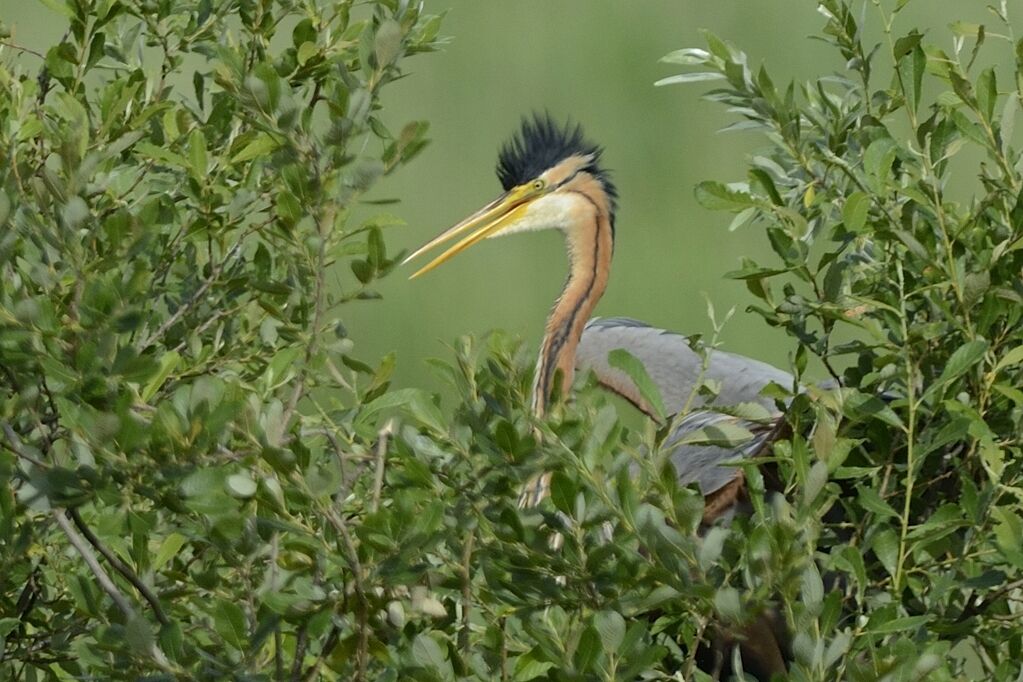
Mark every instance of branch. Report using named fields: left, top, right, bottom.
left=1, top=424, right=175, bottom=671
left=370, top=420, right=394, bottom=514
left=51, top=509, right=135, bottom=617
left=53, top=509, right=176, bottom=670
left=282, top=205, right=337, bottom=427
left=955, top=578, right=1023, bottom=624
left=67, top=508, right=170, bottom=625
left=458, top=529, right=476, bottom=657
left=137, top=241, right=243, bottom=352
left=0, top=40, right=45, bottom=59
left=0, top=423, right=48, bottom=468
left=316, top=505, right=368, bottom=682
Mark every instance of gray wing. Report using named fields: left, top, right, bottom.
left=665, top=411, right=780, bottom=495
left=577, top=317, right=794, bottom=418
left=577, top=317, right=791, bottom=495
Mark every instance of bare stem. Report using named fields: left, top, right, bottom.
left=370, top=420, right=394, bottom=513
left=458, top=528, right=476, bottom=657
left=67, top=508, right=170, bottom=625
left=282, top=205, right=337, bottom=426
left=313, top=502, right=369, bottom=681
left=52, top=510, right=134, bottom=617
left=0, top=40, right=45, bottom=58
left=138, top=242, right=243, bottom=352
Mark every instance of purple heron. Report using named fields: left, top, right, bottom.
left=404, top=114, right=793, bottom=679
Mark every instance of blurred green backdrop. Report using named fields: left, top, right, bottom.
left=2, top=1, right=1013, bottom=398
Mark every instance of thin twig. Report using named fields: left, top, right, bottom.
left=0, top=424, right=49, bottom=468
left=137, top=242, right=243, bottom=352
left=370, top=420, right=395, bottom=513
left=67, top=508, right=170, bottom=625
left=320, top=506, right=368, bottom=681
left=290, top=622, right=309, bottom=682
left=683, top=615, right=710, bottom=678
left=3, top=424, right=174, bottom=671
left=282, top=204, right=337, bottom=427
left=499, top=616, right=508, bottom=682
left=458, top=529, right=476, bottom=657
left=301, top=625, right=340, bottom=682
left=52, top=509, right=135, bottom=617
left=270, top=533, right=283, bottom=681
left=955, top=578, right=1023, bottom=624
left=322, top=428, right=352, bottom=496
left=0, top=40, right=45, bottom=59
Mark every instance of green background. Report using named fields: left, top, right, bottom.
left=3, top=1, right=1012, bottom=398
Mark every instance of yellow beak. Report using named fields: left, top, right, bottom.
left=402, top=184, right=536, bottom=278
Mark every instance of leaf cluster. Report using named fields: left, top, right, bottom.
left=658, top=0, right=1023, bottom=678
left=0, top=0, right=442, bottom=678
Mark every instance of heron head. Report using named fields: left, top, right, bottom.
left=403, top=114, right=617, bottom=278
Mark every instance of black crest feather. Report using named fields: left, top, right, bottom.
left=496, top=114, right=617, bottom=228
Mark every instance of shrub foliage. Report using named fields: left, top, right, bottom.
left=655, top=1, right=1023, bottom=678
left=0, top=0, right=441, bottom=678
left=0, top=0, right=1021, bottom=681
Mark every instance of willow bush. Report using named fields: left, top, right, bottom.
left=655, top=0, right=1023, bottom=678
left=2, top=0, right=1022, bottom=681
left=0, top=0, right=442, bottom=678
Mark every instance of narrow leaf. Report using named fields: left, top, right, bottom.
left=608, top=348, right=667, bottom=421
left=654, top=72, right=726, bottom=87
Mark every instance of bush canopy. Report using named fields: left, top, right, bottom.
left=1, top=0, right=1022, bottom=680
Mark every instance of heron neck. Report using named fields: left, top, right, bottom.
left=532, top=209, right=613, bottom=417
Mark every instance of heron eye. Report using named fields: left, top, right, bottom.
left=532, top=179, right=545, bottom=191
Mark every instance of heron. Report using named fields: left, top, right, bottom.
left=404, top=114, right=794, bottom=679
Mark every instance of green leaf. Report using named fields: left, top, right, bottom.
left=297, top=41, right=318, bottom=66
left=211, top=599, right=247, bottom=649
left=141, top=351, right=180, bottom=402
left=674, top=419, right=755, bottom=448
left=374, top=18, right=403, bottom=66
left=37, top=0, right=74, bottom=18
left=574, top=626, right=601, bottom=672
left=842, top=192, right=869, bottom=232
left=359, top=388, right=445, bottom=434
left=698, top=526, right=728, bottom=570
left=892, top=31, right=922, bottom=59
left=841, top=389, right=904, bottom=429
left=0, top=618, right=22, bottom=637
left=870, top=615, right=933, bottom=634
left=872, top=528, right=900, bottom=579
left=548, top=471, right=576, bottom=516
left=801, top=563, right=824, bottom=608
left=857, top=485, right=899, bottom=519
left=660, top=48, right=712, bottom=65
left=226, top=473, right=257, bottom=498
left=411, top=633, right=451, bottom=675
left=0, top=189, right=9, bottom=227
left=231, top=133, right=280, bottom=163
left=976, top=68, right=997, bottom=122
left=152, top=533, right=187, bottom=571
left=836, top=546, right=868, bottom=598
left=993, top=345, right=1023, bottom=374
left=714, top=587, right=742, bottom=621
left=513, top=651, right=555, bottom=680
left=124, top=614, right=155, bottom=655
left=863, top=138, right=897, bottom=194
left=694, top=181, right=761, bottom=211
left=188, top=128, right=208, bottom=180
left=594, top=611, right=626, bottom=652
left=136, top=142, right=189, bottom=169
left=925, top=339, right=988, bottom=400
left=654, top=72, right=726, bottom=86
left=607, top=348, right=667, bottom=421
